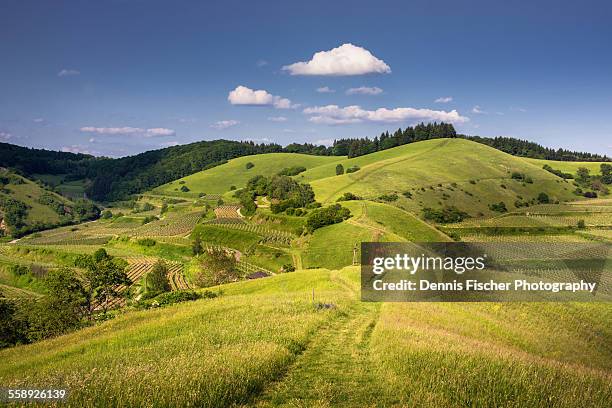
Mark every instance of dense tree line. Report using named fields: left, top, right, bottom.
left=463, top=136, right=609, bottom=162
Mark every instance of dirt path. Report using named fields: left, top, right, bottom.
left=252, top=301, right=381, bottom=407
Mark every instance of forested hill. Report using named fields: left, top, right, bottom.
left=1, top=128, right=609, bottom=203
left=0, top=140, right=284, bottom=202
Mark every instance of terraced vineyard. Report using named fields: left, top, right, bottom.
left=129, top=211, right=204, bottom=237
left=214, top=205, right=242, bottom=219
left=96, top=257, right=190, bottom=310
left=204, top=219, right=296, bottom=246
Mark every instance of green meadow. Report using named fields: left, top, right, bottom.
left=1, top=268, right=610, bottom=407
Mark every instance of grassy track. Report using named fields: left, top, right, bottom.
left=1, top=268, right=610, bottom=407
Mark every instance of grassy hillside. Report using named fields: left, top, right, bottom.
left=307, top=139, right=577, bottom=216
left=0, top=169, right=96, bottom=237
left=153, top=153, right=338, bottom=197
left=522, top=157, right=606, bottom=175
left=302, top=200, right=449, bottom=269
left=1, top=268, right=610, bottom=407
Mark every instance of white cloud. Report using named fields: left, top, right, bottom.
left=58, top=69, right=80, bottom=77
left=282, top=43, right=391, bottom=76
left=227, top=85, right=295, bottom=109
left=472, top=105, right=486, bottom=114
left=435, top=96, right=453, bottom=103
left=0, top=131, right=12, bottom=141
left=510, top=106, right=527, bottom=112
left=160, top=141, right=180, bottom=147
left=316, top=86, right=335, bottom=93
left=346, top=86, right=383, bottom=95
left=282, top=129, right=296, bottom=133
left=61, top=145, right=91, bottom=154
left=33, top=117, right=45, bottom=123
left=242, top=137, right=274, bottom=143
left=314, top=138, right=334, bottom=146
left=268, top=116, right=288, bottom=122
left=303, top=105, right=469, bottom=125
left=88, top=137, right=96, bottom=143
left=210, top=120, right=240, bottom=130
left=79, top=126, right=175, bottom=137
left=256, top=59, right=268, bottom=67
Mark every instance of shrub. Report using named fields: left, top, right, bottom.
left=278, top=166, right=307, bottom=176
left=378, top=193, right=399, bottom=202
left=145, top=260, right=170, bottom=294
left=142, top=215, right=158, bottom=225
left=335, top=164, right=344, bottom=175
left=577, top=219, right=586, bottom=229
left=306, top=204, right=351, bottom=233
left=140, top=290, right=206, bottom=309
left=137, top=238, right=157, bottom=247
left=583, top=191, right=597, bottom=198
left=537, top=192, right=550, bottom=204
left=230, top=185, right=236, bottom=190
left=336, top=192, right=361, bottom=202
left=346, top=165, right=360, bottom=173
left=422, top=206, right=468, bottom=223
left=489, top=202, right=508, bottom=213
left=402, top=191, right=412, bottom=199
left=180, top=185, right=190, bottom=192
left=245, top=162, right=255, bottom=170
left=100, top=210, right=113, bottom=219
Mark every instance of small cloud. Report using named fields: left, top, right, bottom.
left=58, top=69, right=80, bottom=77
left=242, top=137, right=274, bottom=143
left=79, top=126, right=175, bottom=137
left=228, top=85, right=296, bottom=109
left=314, top=138, right=334, bottom=146
left=61, top=145, right=91, bottom=154
left=178, top=117, right=197, bottom=123
left=495, top=111, right=505, bottom=116
left=33, top=117, right=45, bottom=123
left=435, top=96, right=453, bottom=103
left=0, top=131, right=12, bottom=141
left=282, top=43, right=391, bottom=76
left=316, top=86, right=335, bottom=93
left=88, top=137, right=96, bottom=143
left=472, top=105, right=487, bottom=114
left=510, top=106, right=527, bottom=112
left=346, top=86, right=383, bottom=95
left=210, top=120, right=240, bottom=130
left=160, top=141, right=180, bottom=147
left=303, top=104, right=469, bottom=125
left=282, top=129, right=296, bottom=133
left=268, top=116, right=288, bottom=122
left=256, top=59, right=268, bottom=67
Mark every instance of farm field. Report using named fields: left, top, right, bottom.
left=1, top=268, right=610, bottom=407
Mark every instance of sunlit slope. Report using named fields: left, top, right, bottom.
left=0, top=169, right=76, bottom=230
left=153, top=153, right=339, bottom=197
left=522, top=157, right=606, bottom=175
left=1, top=268, right=610, bottom=407
left=302, top=200, right=449, bottom=269
left=308, top=138, right=576, bottom=215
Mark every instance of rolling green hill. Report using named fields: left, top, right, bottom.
left=0, top=169, right=98, bottom=237
left=1, top=267, right=610, bottom=407
left=153, top=153, right=338, bottom=198
left=307, top=139, right=576, bottom=216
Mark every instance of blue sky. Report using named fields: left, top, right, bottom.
left=1, top=0, right=611, bottom=157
